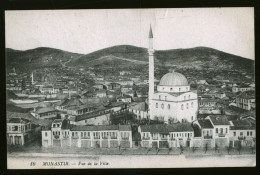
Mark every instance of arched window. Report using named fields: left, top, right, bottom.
left=184, top=96, right=186, bottom=100
left=168, top=104, right=170, bottom=109
left=191, top=116, right=193, bottom=120
left=181, top=104, right=184, bottom=110
left=165, top=96, right=167, bottom=101
left=191, top=102, right=193, bottom=108
left=161, top=103, right=164, bottom=109
left=187, top=103, right=189, bottom=109
left=159, top=95, right=161, bottom=100
left=156, top=103, right=158, bottom=108
left=179, top=88, right=181, bottom=92
left=188, top=95, right=190, bottom=99
left=170, top=88, right=173, bottom=91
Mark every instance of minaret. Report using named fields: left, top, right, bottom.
left=148, top=25, right=154, bottom=111
left=31, top=72, right=34, bottom=85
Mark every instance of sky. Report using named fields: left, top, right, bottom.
left=5, top=8, right=254, bottom=59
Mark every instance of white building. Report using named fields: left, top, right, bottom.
left=148, top=26, right=198, bottom=124
left=42, top=119, right=132, bottom=148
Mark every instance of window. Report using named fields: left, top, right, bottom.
left=247, top=131, right=249, bottom=136
left=156, top=103, right=158, bottom=108
left=233, top=132, right=236, bottom=136
left=161, top=103, right=164, bottom=109
left=226, top=128, right=228, bottom=133
left=159, top=95, right=161, bottom=100
left=216, top=128, right=218, bottom=133
left=165, top=96, right=167, bottom=101
left=184, top=96, right=186, bottom=100
left=191, top=116, right=193, bottom=120
left=168, top=104, right=170, bottom=109
left=187, top=103, right=189, bottom=109
left=45, top=132, right=47, bottom=137
left=170, top=88, right=173, bottom=91
left=181, top=104, right=184, bottom=110
left=179, top=88, right=181, bottom=92
left=250, top=131, right=253, bottom=136
left=188, top=95, right=190, bottom=99
left=191, top=102, right=193, bottom=108
left=240, top=132, right=243, bottom=136
left=220, top=128, right=223, bottom=134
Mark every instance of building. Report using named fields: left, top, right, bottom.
left=138, top=123, right=194, bottom=148
left=116, top=95, right=132, bottom=103
left=193, top=119, right=215, bottom=147
left=232, top=86, right=253, bottom=93
left=198, top=98, right=221, bottom=114
left=206, top=115, right=230, bottom=147
left=41, top=119, right=132, bottom=148
left=129, top=102, right=149, bottom=120
left=30, top=107, right=59, bottom=119
left=229, top=119, right=256, bottom=148
left=235, top=93, right=255, bottom=111
left=148, top=26, right=198, bottom=124
left=7, top=118, right=32, bottom=145
left=107, top=83, right=121, bottom=91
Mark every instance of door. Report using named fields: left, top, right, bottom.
left=152, top=141, right=158, bottom=148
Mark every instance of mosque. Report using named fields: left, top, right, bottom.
left=148, top=26, right=198, bottom=124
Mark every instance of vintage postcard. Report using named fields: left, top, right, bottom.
left=5, top=8, right=255, bottom=169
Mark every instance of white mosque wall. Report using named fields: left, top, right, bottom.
left=157, top=85, right=190, bottom=93
left=150, top=91, right=198, bottom=123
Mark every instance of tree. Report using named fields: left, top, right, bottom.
left=204, top=143, right=208, bottom=154
left=227, top=145, right=232, bottom=155
left=192, top=146, right=196, bottom=153
left=180, top=145, right=184, bottom=155
left=236, top=144, right=242, bottom=155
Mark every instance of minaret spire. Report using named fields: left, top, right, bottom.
left=148, top=25, right=154, bottom=114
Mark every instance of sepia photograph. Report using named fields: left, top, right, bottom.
left=5, top=8, right=255, bottom=169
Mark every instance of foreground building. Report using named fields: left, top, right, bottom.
left=138, top=123, right=194, bottom=148
left=42, top=119, right=132, bottom=148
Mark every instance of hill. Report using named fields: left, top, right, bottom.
left=6, top=45, right=254, bottom=72
left=5, top=47, right=83, bottom=71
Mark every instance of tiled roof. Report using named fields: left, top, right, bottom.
left=140, top=124, right=169, bottom=134
left=52, top=119, right=63, bottom=124
left=129, top=102, right=148, bottom=111
left=167, top=123, right=194, bottom=132
left=198, top=120, right=214, bottom=129
left=230, top=120, right=255, bottom=130
left=208, top=115, right=230, bottom=125
left=140, top=123, right=194, bottom=133
left=8, top=117, right=30, bottom=124
left=119, top=125, right=131, bottom=131
left=70, top=125, right=131, bottom=131
left=35, top=107, right=57, bottom=114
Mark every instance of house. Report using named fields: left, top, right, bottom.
left=193, top=119, right=214, bottom=147
left=235, top=93, right=255, bottom=111
left=196, top=80, right=208, bottom=85
left=30, top=107, right=59, bottom=119
left=7, top=118, right=32, bottom=145
left=41, top=119, right=132, bottom=148
left=198, top=98, right=221, bottom=114
left=107, top=83, right=121, bottom=91
left=95, top=90, right=107, bottom=98
left=116, top=80, right=134, bottom=86
left=232, top=85, right=253, bottom=93
left=93, top=84, right=107, bottom=90
left=121, top=85, right=133, bottom=93
left=128, top=102, right=149, bottom=120
left=215, top=91, right=226, bottom=99
left=229, top=119, right=256, bottom=148
left=116, top=95, right=132, bottom=103
left=206, top=115, right=230, bottom=148
left=138, top=123, right=194, bottom=148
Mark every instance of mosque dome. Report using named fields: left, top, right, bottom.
left=159, top=70, right=189, bottom=86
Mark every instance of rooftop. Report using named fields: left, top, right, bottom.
left=71, top=125, right=131, bottom=131
left=8, top=117, right=30, bottom=124
left=197, top=120, right=214, bottom=129
left=208, top=115, right=230, bottom=126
